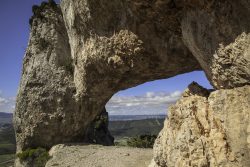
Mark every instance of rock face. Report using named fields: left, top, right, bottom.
left=211, top=33, right=250, bottom=89
left=182, top=0, right=250, bottom=89
left=150, top=83, right=250, bottom=167
left=14, top=0, right=201, bottom=151
left=14, top=2, right=79, bottom=151
left=14, top=0, right=249, bottom=166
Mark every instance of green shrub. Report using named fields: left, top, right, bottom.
left=94, top=115, right=108, bottom=130
left=29, top=0, right=58, bottom=27
left=127, top=135, right=157, bottom=148
left=32, top=5, right=40, bottom=14
left=48, top=0, right=57, bottom=6
left=17, top=147, right=51, bottom=167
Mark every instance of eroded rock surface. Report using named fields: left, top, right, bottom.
left=182, top=0, right=250, bottom=89
left=150, top=83, right=250, bottom=167
left=14, top=2, right=79, bottom=152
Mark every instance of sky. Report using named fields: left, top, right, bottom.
left=0, top=0, right=212, bottom=114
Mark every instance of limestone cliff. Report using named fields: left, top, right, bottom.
left=14, top=0, right=249, bottom=167
left=14, top=1, right=79, bottom=151
left=150, top=83, right=250, bottom=167
left=181, top=0, right=250, bottom=88
left=15, top=0, right=201, bottom=152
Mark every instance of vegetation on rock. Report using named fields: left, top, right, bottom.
left=85, top=109, right=114, bottom=146
left=29, top=0, right=58, bottom=26
left=17, top=148, right=50, bottom=167
left=126, top=135, right=157, bottom=148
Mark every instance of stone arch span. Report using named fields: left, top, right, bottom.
left=14, top=0, right=249, bottom=154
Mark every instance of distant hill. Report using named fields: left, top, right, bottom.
left=0, top=112, right=13, bottom=118
left=109, top=118, right=165, bottom=139
left=0, top=113, right=166, bottom=124
left=109, top=115, right=166, bottom=121
left=0, top=123, right=15, bottom=166
left=0, top=113, right=13, bottom=124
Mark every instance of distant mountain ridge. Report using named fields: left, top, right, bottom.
left=109, top=115, right=166, bottom=121
left=0, top=112, right=166, bottom=123
left=0, top=112, right=13, bottom=124
left=0, top=112, right=13, bottom=118
left=109, top=118, right=165, bottom=139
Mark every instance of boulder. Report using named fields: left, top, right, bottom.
left=150, top=83, right=250, bottom=167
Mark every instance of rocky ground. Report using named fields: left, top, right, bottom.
left=46, top=144, right=152, bottom=167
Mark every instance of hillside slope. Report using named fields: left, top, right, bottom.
left=109, top=118, right=164, bottom=139
left=0, top=113, right=12, bottom=124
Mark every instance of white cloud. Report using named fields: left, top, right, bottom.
left=0, top=92, right=16, bottom=113
left=0, top=97, right=8, bottom=106
left=106, top=90, right=182, bottom=115
left=0, top=89, right=182, bottom=114
left=146, top=92, right=155, bottom=98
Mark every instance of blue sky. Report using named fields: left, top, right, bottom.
left=0, top=0, right=212, bottom=114
left=106, top=72, right=212, bottom=115
left=0, top=0, right=59, bottom=97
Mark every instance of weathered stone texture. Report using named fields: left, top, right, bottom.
left=150, top=83, right=250, bottom=167
left=182, top=0, right=250, bottom=89
left=211, top=33, right=250, bottom=89
left=14, top=2, right=79, bottom=152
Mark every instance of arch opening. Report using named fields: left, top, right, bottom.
left=104, top=71, right=212, bottom=147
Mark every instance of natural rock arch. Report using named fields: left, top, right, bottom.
left=14, top=0, right=249, bottom=159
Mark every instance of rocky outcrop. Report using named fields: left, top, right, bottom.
left=14, top=0, right=201, bottom=151
left=150, top=83, right=250, bottom=167
left=14, top=1, right=79, bottom=151
left=211, top=33, right=250, bottom=89
left=182, top=0, right=250, bottom=89
left=14, top=0, right=249, bottom=166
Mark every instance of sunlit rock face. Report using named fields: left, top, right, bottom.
left=14, top=0, right=249, bottom=166
left=150, top=83, right=250, bottom=167
left=14, top=2, right=80, bottom=152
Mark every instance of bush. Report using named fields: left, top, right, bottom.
left=17, top=147, right=51, bottom=167
left=30, top=0, right=58, bottom=27
left=127, top=135, right=157, bottom=148
left=94, top=115, right=108, bottom=130
left=32, top=5, right=40, bottom=14
left=48, top=0, right=57, bottom=6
